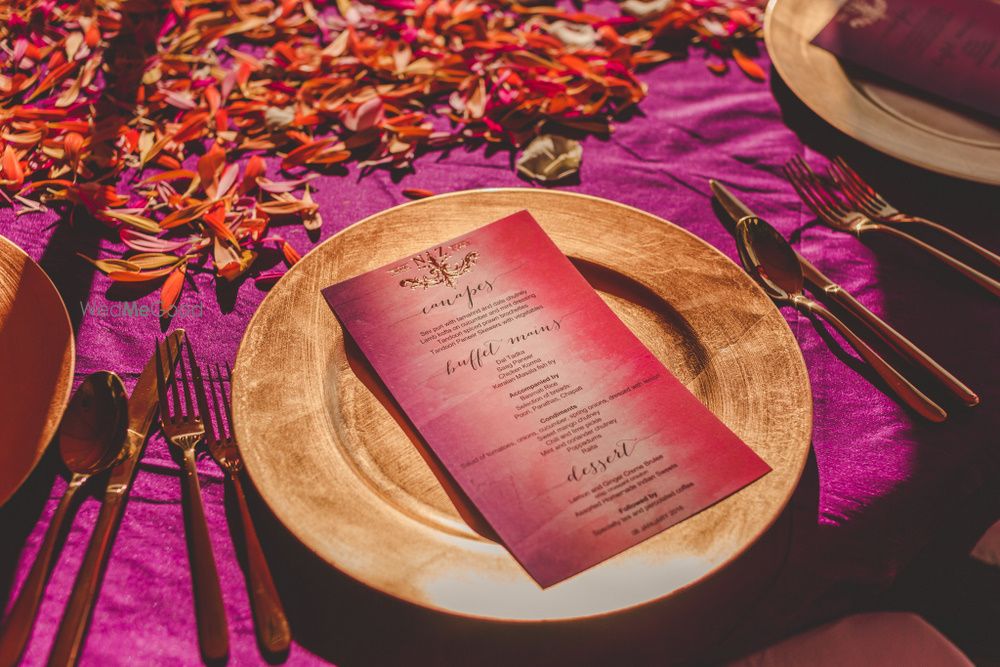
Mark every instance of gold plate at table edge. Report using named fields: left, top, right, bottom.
left=0, top=234, right=75, bottom=507
left=232, top=189, right=812, bottom=622
left=764, top=0, right=1000, bottom=186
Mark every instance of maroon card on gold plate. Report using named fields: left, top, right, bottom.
left=322, top=211, right=770, bottom=587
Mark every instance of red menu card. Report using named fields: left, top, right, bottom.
left=322, top=211, right=770, bottom=587
left=811, top=0, right=1000, bottom=119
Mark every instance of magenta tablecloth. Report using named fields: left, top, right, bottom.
left=1, top=46, right=999, bottom=666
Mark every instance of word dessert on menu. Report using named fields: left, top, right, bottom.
left=322, top=211, right=770, bottom=588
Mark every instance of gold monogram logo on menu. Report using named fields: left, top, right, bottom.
left=393, top=241, right=479, bottom=290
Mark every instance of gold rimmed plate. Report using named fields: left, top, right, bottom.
left=765, top=0, right=1000, bottom=185
left=0, top=234, right=75, bottom=507
left=231, top=189, right=812, bottom=621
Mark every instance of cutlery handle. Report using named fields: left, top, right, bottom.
left=799, top=298, right=947, bottom=422
left=899, top=215, right=1000, bottom=273
left=181, top=448, right=229, bottom=662
left=0, top=475, right=86, bottom=667
left=865, top=223, right=1000, bottom=298
left=47, top=493, right=125, bottom=667
left=231, top=473, right=291, bottom=654
left=813, top=282, right=979, bottom=407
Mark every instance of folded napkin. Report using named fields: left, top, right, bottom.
left=728, top=613, right=973, bottom=667
left=811, top=0, right=1000, bottom=119
left=971, top=517, right=1000, bottom=567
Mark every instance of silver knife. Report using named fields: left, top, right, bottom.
left=710, top=180, right=978, bottom=407
left=47, top=330, right=185, bottom=667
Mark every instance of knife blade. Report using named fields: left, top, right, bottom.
left=47, top=330, right=185, bottom=667
left=709, top=180, right=978, bottom=407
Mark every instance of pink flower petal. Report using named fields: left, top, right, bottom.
left=120, top=228, right=191, bottom=253
left=255, top=174, right=317, bottom=193
left=341, top=96, right=384, bottom=132
left=216, top=162, right=240, bottom=198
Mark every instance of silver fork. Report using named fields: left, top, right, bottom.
left=156, top=336, right=229, bottom=662
left=784, top=156, right=1000, bottom=298
left=196, top=362, right=291, bottom=655
left=828, top=157, right=1000, bottom=273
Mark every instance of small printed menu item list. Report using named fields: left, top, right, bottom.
left=323, top=211, right=770, bottom=587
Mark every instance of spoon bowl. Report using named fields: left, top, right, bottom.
left=59, top=372, right=129, bottom=475
left=732, top=213, right=946, bottom=423
left=0, top=371, right=128, bottom=665
left=735, top=216, right=803, bottom=302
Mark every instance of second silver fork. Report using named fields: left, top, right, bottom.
left=196, top=362, right=292, bottom=656
left=828, top=157, right=1000, bottom=273
left=156, top=336, right=229, bottom=662
left=784, top=156, right=1000, bottom=298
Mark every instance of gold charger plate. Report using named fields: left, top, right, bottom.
left=765, top=0, right=1000, bottom=185
left=232, top=189, right=812, bottom=621
left=0, top=234, right=74, bottom=507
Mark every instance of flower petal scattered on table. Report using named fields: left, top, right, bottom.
left=516, top=135, right=583, bottom=183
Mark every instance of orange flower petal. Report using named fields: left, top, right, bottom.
left=160, top=263, right=187, bottom=315
left=1, top=146, right=25, bottom=189
left=733, top=49, right=766, bottom=81
left=138, top=169, right=198, bottom=185
left=203, top=201, right=238, bottom=244
left=281, top=241, right=302, bottom=265
left=160, top=200, right=214, bottom=229
left=107, top=264, right=177, bottom=282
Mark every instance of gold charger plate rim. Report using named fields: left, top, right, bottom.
left=233, top=188, right=813, bottom=621
left=764, top=0, right=1000, bottom=186
left=0, top=234, right=75, bottom=507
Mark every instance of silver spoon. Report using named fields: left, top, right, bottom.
left=734, top=215, right=947, bottom=423
left=0, top=372, right=128, bottom=665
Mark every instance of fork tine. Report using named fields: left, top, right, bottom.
left=208, top=365, right=228, bottom=441
left=801, top=158, right=851, bottom=216
left=826, top=159, right=853, bottom=192
left=827, top=162, right=879, bottom=216
left=220, top=363, right=234, bottom=441
left=834, top=157, right=874, bottom=195
left=784, top=161, right=833, bottom=223
left=187, top=338, right=213, bottom=439
left=791, top=156, right=848, bottom=216
left=155, top=338, right=171, bottom=423
left=834, top=157, right=891, bottom=208
left=786, top=156, right=820, bottom=197
left=176, top=337, right=195, bottom=418
left=166, top=336, right=182, bottom=417
left=832, top=156, right=863, bottom=190
left=789, top=154, right=816, bottom=182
